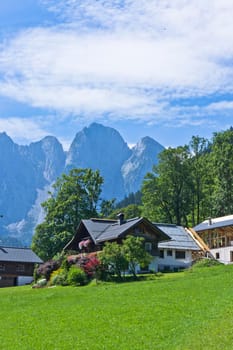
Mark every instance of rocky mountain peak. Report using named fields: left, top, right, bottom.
left=66, top=123, right=132, bottom=199
left=121, top=136, right=165, bottom=195
left=0, top=124, right=164, bottom=245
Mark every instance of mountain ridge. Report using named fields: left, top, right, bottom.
left=0, top=123, right=164, bottom=246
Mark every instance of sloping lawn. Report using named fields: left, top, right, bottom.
left=1, top=265, right=233, bottom=349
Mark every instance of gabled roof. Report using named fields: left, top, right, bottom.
left=155, top=223, right=201, bottom=251
left=89, top=217, right=152, bottom=243
left=81, top=218, right=119, bottom=243
left=194, top=214, right=233, bottom=232
left=0, top=247, right=43, bottom=263
left=65, top=217, right=170, bottom=250
left=83, top=217, right=170, bottom=243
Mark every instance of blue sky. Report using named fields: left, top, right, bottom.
left=0, top=0, right=233, bottom=150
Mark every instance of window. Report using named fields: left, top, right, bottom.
left=145, top=242, right=152, bottom=252
left=216, top=252, right=220, bottom=259
left=167, top=250, right=173, bottom=257
left=159, top=250, right=164, bottom=258
left=0, top=264, right=5, bottom=271
left=175, top=251, right=186, bottom=259
left=16, top=264, right=25, bottom=272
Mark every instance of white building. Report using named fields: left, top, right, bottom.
left=194, top=214, right=233, bottom=264
left=155, top=224, right=206, bottom=272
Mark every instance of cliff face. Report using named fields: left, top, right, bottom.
left=0, top=133, right=66, bottom=245
left=121, top=136, right=164, bottom=194
left=0, top=123, right=164, bottom=245
left=66, top=123, right=132, bottom=200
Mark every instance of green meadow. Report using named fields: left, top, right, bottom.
left=1, top=264, right=233, bottom=350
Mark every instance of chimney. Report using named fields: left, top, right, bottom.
left=117, top=213, right=125, bottom=225
left=208, top=217, right=212, bottom=226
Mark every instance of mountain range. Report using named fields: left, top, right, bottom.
left=0, top=123, right=164, bottom=246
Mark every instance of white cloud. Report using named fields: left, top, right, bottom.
left=0, top=0, right=233, bottom=127
left=0, top=117, right=49, bottom=144
left=206, top=101, right=233, bottom=112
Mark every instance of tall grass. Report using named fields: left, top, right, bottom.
left=1, top=264, right=233, bottom=349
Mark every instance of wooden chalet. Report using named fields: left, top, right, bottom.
left=194, top=214, right=233, bottom=263
left=0, top=247, right=43, bottom=287
left=64, top=214, right=171, bottom=273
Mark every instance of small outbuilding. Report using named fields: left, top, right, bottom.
left=0, top=246, right=43, bottom=287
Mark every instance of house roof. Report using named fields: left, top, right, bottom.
left=193, top=214, right=233, bottom=232
left=0, top=247, right=43, bottom=263
left=81, top=218, right=118, bottom=243
left=64, top=217, right=170, bottom=250
left=155, top=223, right=201, bottom=251
left=82, top=217, right=161, bottom=243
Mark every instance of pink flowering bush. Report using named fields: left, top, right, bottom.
left=78, top=239, right=92, bottom=251
left=67, top=252, right=103, bottom=281
left=82, top=256, right=100, bottom=277
left=35, top=259, right=60, bottom=281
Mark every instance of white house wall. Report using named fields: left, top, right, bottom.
left=211, top=247, right=233, bottom=264
left=133, top=249, right=196, bottom=274
left=17, top=276, right=34, bottom=286
left=157, top=249, right=193, bottom=271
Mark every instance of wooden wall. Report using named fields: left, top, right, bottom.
left=0, top=262, right=35, bottom=287
left=0, top=276, right=16, bottom=288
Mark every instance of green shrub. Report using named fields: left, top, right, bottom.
left=67, top=266, right=88, bottom=286
left=189, top=258, right=223, bottom=272
left=49, top=268, right=67, bottom=286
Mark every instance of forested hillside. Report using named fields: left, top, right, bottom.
left=140, top=128, right=233, bottom=227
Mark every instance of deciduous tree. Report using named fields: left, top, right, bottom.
left=32, top=168, right=103, bottom=260
left=142, top=146, right=191, bottom=225
left=100, top=242, right=128, bottom=279
left=188, top=136, right=213, bottom=225
left=211, top=128, right=233, bottom=216
left=122, top=236, right=152, bottom=277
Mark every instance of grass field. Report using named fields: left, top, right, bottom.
left=1, top=264, right=233, bottom=349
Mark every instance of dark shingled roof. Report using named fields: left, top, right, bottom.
left=0, top=247, right=43, bottom=263
left=95, top=217, right=144, bottom=243
left=81, top=219, right=116, bottom=243
left=82, top=217, right=169, bottom=243
left=156, top=223, right=200, bottom=251
left=64, top=217, right=170, bottom=250
left=194, top=214, right=233, bottom=232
